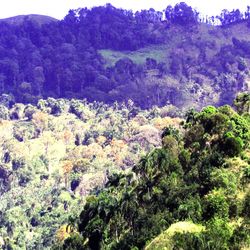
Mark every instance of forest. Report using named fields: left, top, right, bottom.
left=57, top=92, right=250, bottom=250
left=0, top=2, right=249, bottom=109
left=0, top=95, right=249, bottom=249
left=0, top=97, right=182, bottom=249
left=0, top=2, right=250, bottom=250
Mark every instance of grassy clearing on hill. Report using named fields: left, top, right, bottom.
left=99, top=44, right=171, bottom=67
left=100, top=22, right=250, bottom=68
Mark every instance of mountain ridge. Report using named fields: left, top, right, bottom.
left=0, top=14, right=58, bottom=26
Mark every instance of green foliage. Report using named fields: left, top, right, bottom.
left=146, top=221, right=205, bottom=250
left=64, top=103, right=250, bottom=249
left=205, top=217, right=233, bottom=249
left=221, top=135, right=243, bottom=157
left=1, top=97, right=249, bottom=249
left=234, top=92, right=250, bottom=115
left=60, top=234, right=85, bottom=250
left=203, top=189, right=230, bottom=219
left=210, top=169, right=237, bottom=195
left=231, top=221, right=250, bottom=249
left=161, top=126, right=181, bottom=142
left=171, top=232, right=204, bottom=250
left=242, top=191, right=250, bottom=218
left=1, top=98, right=176, bottom=249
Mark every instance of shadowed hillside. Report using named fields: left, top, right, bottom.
left=0, top=3, right=249, bottom=110
left=0, top=14, right=58, bottom=26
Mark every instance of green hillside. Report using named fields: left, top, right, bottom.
left=0, top=98, right=182, bottom=249
left=99, top=44, right=171, bottom=67
left=100, top=22, right=250, bottom=67
left=0, top=3, right=250, bottom=249
left=59, top=93, right=250, bottom=250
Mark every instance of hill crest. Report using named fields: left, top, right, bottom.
left=0, top=14, right=58, bottom=26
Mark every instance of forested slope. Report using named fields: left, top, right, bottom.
left=0, top=98, right=181, bottom=249
left=0, top=2, right=250, bottom=249
left=59, top=93, right=250, bottom=250
left=0, top=3, right=250, bottom=108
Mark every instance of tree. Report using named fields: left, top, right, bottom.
left=165, top=2, right=199, bottom=26
left=234, top=92, right=250, bottom=114
left=33, top=66, right=45, bottom=95
left=66, top=102, right=249, bottom=249
left=0, top=105, right=9, bottom=120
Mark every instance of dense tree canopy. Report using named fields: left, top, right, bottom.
left=60, top=98, right=250, bottom=249
left=0, top=97, right=182, bottom=249
left=0, top=1, right=250, bottom=248
left=0, top=3, right=249, bottom=109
